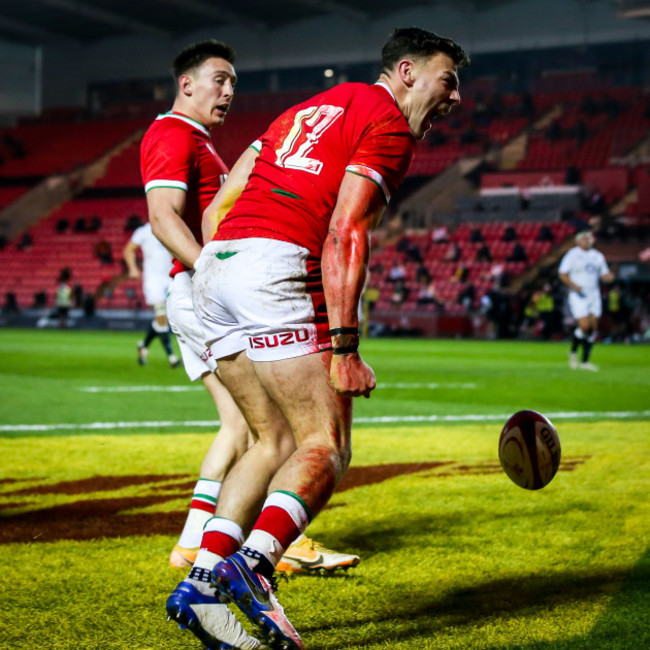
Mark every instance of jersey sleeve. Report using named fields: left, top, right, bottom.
left=346, top=116, right=414, bottom=204
left=141, top=128, right=194, bottom=193
left=130, top=225, right=146, bottom=247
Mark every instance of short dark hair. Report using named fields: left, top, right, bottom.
left=381, top=27, right=470, bottom=73
left=173, top=40, right=236, bottom=79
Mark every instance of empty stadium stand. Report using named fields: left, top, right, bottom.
left=0, top=79, right=648, bottom=335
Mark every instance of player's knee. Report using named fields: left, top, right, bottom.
left=255, top=428, right=296, bottom=464
left=305, top=441, right=349, bottom=484
left=294, top=444, right=348, bottom=514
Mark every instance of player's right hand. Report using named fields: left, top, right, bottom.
left=128, top=269, right=141, bottom=280
left=329, top=353, right=376, bottom=398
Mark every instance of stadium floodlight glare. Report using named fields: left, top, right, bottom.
left=324, top=68, right=335, bottom=78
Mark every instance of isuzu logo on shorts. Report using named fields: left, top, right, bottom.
left=249, top=329, right=310, bottom=349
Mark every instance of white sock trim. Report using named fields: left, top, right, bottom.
left=194, top=479, right=222, bottom=498
left=244, top=529, right=286, bottom=566
left=203, top=517, right=245, bottom=546
left=178, top=509, right=213, bottom=549
left=263, top=491, right=310, bottom=530
left=193, top=548, right=223, bottom=572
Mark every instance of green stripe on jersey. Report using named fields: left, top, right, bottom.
left=346, top=170, right=389, bottom=204
left=271, top=188, right=302, bottom=200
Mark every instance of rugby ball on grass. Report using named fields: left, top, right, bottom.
left=498, top=410, right=561, bottom=490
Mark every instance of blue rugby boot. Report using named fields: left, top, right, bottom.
left=212, top=552, right=304, bottom=650
left=166, top=568, right=264, bottom=650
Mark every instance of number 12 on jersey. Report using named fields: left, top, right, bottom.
left=275, top=105, right=344, bottom=175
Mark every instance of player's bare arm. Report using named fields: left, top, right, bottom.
left=559, top=272, right=581, bottom=293
left=202, top=145, right=259, bottom=243
left=122, top=240, right=141, bottom=280
left=146, top=186, right=201, bottom=268
left=322, top=171, right=385, bottom=398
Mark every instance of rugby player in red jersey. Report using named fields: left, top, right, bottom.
left=169, top=28, right=469, bottom=649
left=150, top=42, right=359, bottom=650
left=142, top=40, right=265, bottom=650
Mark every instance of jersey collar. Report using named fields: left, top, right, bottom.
left=157, top=111, right=210, bottom=136
left=374, top=81, right=397, bottom=103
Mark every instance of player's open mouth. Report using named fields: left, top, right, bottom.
left=215, top=103, right=230, bottom=116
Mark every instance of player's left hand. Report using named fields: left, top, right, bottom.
left=330, top=352, right=376, bottom=398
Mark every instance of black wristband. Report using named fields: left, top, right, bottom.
left=332, top=344, right=359, bottom=355
left=329, top=327, right=359, bottom=337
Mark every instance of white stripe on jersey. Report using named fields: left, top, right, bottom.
left=345, top=164, right=390, bottom=203
left=144, top=179, right=188, bottom=193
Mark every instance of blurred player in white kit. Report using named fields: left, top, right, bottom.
left=558, top=229, right=614, bottom=371
left=123, top=221, right=181, bottom=368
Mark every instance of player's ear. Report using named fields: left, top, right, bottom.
left=178, top=73, right=193, bottom=97
left=397, top=60, right=415, bottom=88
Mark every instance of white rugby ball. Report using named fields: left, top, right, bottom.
left=498, top=410, right=561, bottom=490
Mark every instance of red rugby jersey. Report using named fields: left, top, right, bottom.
left=215, top=83, right=414, bottom=257
left=140, top=111, right=228, bottom=275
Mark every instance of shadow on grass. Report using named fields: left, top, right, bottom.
left=486, top=543, right=650, bottom=650
left=304, top=558, right=650, bottom=649
left=326, top=505, right=587, bottom=557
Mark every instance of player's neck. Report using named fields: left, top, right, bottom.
left=171, top=100, right=210, bottom=131
left=377, top=72, right=408, bottom=119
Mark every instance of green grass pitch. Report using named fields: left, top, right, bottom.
left=0, top=329, right=648, bottom=649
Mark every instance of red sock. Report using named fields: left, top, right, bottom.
left=200, top=517, right=244, bottom=557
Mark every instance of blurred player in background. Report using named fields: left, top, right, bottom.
left=559, top=229, right=614, bottom=371
left=167, top=27, right=468, bottom=649
left=122, top=221, right=180, bottom=368
left=54, top=267, right=72, bottom=328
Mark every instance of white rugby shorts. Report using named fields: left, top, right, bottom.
left=142, top=273, right=171, bottom=308
left=166, top=271, right=217, bottom=381
left=192, top=238, right=331, bottom=362
left=568, top=289, right=602, bottom=320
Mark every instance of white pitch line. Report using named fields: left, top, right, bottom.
left=80, top=386, right=203, bottom=392
left=1, top=410, right=648, bottom=433
left=0, top=420, right=222, bottom=432
left=354, top=410, right=650, bottom=424
left=380, top=382, right=477, bottom=389
left=79, top=382, right=477, bottom=393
